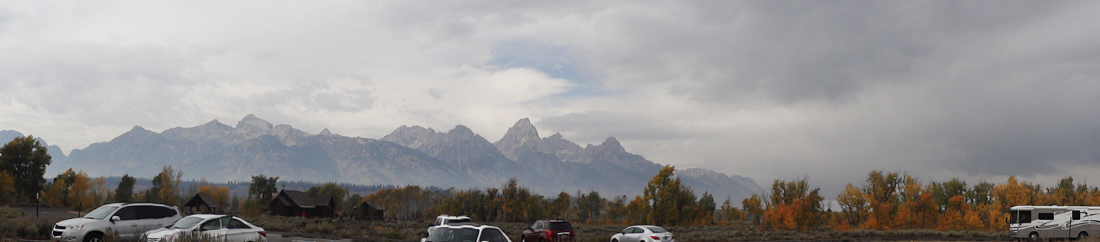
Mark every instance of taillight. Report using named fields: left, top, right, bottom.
left=650, top=236, right=660, bottom=240
left=547, top=230, right=552, bottom=238
left=258, top=231, right=267, bottom=237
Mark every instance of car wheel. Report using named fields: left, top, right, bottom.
left=612, top=239, right=618, bottom=242
left=1080, top=232, right=1089, bottom=239
left=521, top=236, right=526, bottom=242
left=1029, top=232, right=1040, bottom=242
left=84, top=232, right=104, bottom=242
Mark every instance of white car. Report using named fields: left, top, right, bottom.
left=142, top=214, right=267, bottom=242
left=428, top=215, right=473, bottom=235
left=53, top=203, right=183, bottom=242
left=610, top=225, right=674, bottom=242
left=421, top=224, right=511, bottom=242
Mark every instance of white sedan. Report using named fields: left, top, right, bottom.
left=143, top=214, right=267, bottom=242
left=610, top=225, right=673, bottom=242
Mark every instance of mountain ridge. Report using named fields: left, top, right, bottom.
left=18, top=115, right=763, bottom=200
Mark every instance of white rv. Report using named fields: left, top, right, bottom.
left=1010, top=205, right=1100, bottom=241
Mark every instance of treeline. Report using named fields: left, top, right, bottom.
left=366, top=166, right=718, bottom=226
left=751, top=170, right=1100, bottom=232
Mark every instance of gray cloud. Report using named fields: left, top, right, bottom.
left=1, top=0, right=1098, bottom=195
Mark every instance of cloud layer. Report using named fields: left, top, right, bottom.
left=2, top=0, right=1098, bottom=194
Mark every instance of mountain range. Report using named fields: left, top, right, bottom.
left=6, top=115, right=762, bottom=201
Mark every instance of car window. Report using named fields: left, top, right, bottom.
left=227, top=218, right=250, bottom=229
left=85, top=205, right=119, bottom=220
left=115, top=206, right=138, bottom=220
left=427, top=228, right=479, bottom=242
left=548, top=222, right=572, bottom=230
left=646, top=226, right=667, bottom=233
left=483, top=228, right=507, bottom=242
left=201, top=218, right=224, bottom=231
left=448, top=218, right=472, bottom=224
left=136, top=206, right=159, bottom=219
left=158, top=207, right=177, bottom=218
left=171, top=217, right=204, bottom=229
left=531, top=222, right=541, bottom=230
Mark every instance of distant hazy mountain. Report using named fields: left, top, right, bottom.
left=32, top=115, right=763, bottom=201
left=1, top=130, right=68, bottom=175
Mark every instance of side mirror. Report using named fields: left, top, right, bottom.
left=111, top=216, right=121, bottom=223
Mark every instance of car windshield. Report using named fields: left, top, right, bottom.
left=448, top=218, right=472, bottom=223
left=171, top=217, right=205, bottom=229
left=548, top=222, right=573, bottom=230
left=84, top=205, right=119, bottom=220
left=646, top=226, right=667, bottom=233
left=425, top=228, right=480, bottom=242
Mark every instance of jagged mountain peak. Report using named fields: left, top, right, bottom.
left=130, top=125, right=148, bottom=132
left=320, top=128, right=333, bottom=136
left=449, top=125, right=474, bottom=137
left=236, top=114, right=272, bottom=129
left=598, top=137, right=626, bottom=153
left=493, top=118, right=542, bottom=160
left=236, top=114, right=274, bottom=139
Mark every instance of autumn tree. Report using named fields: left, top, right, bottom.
left=0, top=136, right=52, bottom=202
left=763, top=178, right=824, bottom=230
left=575, top=190, right=604, bottom=222
left=149, top=165, right=184, bottom=205
left=837, top=183, right=869, bottom=228
left=862, top=170, right=904, bottom=230
left=549, top=192, right=573, bottom=219
left=718, top=198, right=743, bottom=225
left=742, top=194, right=763, bottom=225
left=199, top=185, right=231, bottom=208
left=68, top=171, right=94, bottom=211
left=0, top=171, right=15, bottom=205
left=644, top=165, right=683, bottom=226
left=115, top=174, right=136, bottom=202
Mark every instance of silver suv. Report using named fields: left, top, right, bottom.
left=428, top=215, right=473, bottom=236
left=53, top=203, right=183, bottom=242
left=422, top=224, right=512, bottom=242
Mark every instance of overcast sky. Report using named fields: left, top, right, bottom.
left=2, top=1, right=1099, bottom=195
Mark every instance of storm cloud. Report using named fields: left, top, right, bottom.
left=1, top=0, right=1098, bottom=194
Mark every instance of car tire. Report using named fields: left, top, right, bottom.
left=1029, top=232, right=1040, bottom=242
left=612, top=239, right=618, bottom=242
left=84, top=232, right=104, bottom=242
left=1080, top=231, right=1089, bottom=239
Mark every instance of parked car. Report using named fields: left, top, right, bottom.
left=520, top=219, right=574, bottom=242
left=53, top=203, right=182, bottom=242
left=421, top=224, right=511, bottom=242
left=610, top=225, right=673, bottom=242
left=428, top=215, right=473, bottom=235
left=143, top=214, right=267, bottom=242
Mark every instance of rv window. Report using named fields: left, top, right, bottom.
left=1038, top=213, right=1054, bottom=220
left=1020, top=212, right=1032, bottom=223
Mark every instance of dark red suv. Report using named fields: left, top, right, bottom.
left=520, top=219, right=575, bottom=242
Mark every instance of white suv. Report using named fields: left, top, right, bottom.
left=427, top=215, right=473, bottom=236
left=53, top=203, right=183, bottom=242
left=422, top=224, right=512, bottom=242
